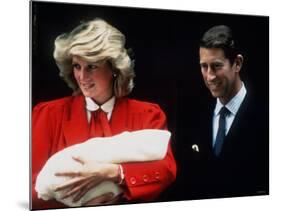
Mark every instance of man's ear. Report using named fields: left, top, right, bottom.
left=234, top=54, right=243, bottom=72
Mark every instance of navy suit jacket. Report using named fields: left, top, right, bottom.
left=166, top=90, right=269, bottom=201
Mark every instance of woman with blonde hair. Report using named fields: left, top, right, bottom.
left=32, top=18, right=176, bottom=209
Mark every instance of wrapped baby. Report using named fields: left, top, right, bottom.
left=35, top=129, right=171, bottom=207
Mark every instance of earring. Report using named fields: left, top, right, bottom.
left=113, top=73, right=117, bottom=78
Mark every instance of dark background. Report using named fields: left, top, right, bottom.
left=31, top=0, right=269, bottom=202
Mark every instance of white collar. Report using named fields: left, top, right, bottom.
left=214, top=83, right=247, bottom=116
left=85, top=96, right=116, bottom=114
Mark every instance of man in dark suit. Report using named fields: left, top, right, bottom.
left=173, top=25, right=269, bottom=200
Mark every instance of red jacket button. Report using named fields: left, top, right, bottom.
left=143, top=174, right=149, bottom=183
left=155, top=171, right=160, bottom=180
left=130, top=177, right=137, bottom=185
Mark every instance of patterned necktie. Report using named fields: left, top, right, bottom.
left=89, top=109, right=112, bottom=138
left=213, top=106, right=229, bottom=157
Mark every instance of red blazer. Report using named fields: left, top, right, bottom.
left=32, top=95, right=177, bottom=209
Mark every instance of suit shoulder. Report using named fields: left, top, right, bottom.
left=125, top=98, right=164, bottom=114
left=33, top=96, right=75, bottom=113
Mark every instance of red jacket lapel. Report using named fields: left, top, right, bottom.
left=62, top=95, right=90, bottom=146
left=110, top=98, right=130, bottom=134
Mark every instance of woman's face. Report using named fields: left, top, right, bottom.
left=72, top=56, right=114, bottom=105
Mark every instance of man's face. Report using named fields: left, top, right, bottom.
left=199, top=47, right=241, bottom=104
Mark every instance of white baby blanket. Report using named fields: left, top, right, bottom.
left=35, top=129, right=171, bottom=207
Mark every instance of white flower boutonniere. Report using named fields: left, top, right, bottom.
left=192, top=144, right=199, bottom=152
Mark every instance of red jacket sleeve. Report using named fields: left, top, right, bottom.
left=121, top=103, right=177, bottom=201
left=32, top=103, right=66, bottom=209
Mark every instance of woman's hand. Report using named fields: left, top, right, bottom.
left=54, top=156, right=119, bottom=203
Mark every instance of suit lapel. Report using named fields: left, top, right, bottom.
left=220, top=93, right=249, bottom=157
left=206, top=101, right=216, bottom=158
left=194, top=101, right=214, bottom=158
left=62, top=95, right=90, bottom=146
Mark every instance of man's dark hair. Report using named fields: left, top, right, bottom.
left=200, top=25, right=238, bottom=65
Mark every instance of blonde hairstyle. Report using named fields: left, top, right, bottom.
left=53, top=18, right=135, bottom=97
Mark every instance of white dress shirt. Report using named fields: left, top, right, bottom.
left=212, top=83, right=247, bottom=147
left=85, top=96, right=116, bottom=122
